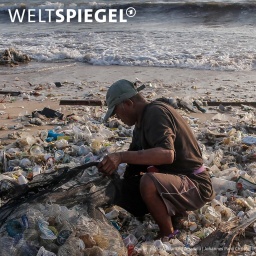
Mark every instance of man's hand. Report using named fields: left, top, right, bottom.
left=97, top=152, right=122, bottom=176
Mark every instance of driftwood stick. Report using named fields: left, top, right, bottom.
left=0, top=91, right=21, bottom=96
left=207, top=101, right=256, bottom=107
left=59, top=99, right=105, bottom=106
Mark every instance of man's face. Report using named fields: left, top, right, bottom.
left=113, top=101, right=135, bottom=126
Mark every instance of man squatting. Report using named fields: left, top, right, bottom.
left=98, top=79, right=215, bottom=240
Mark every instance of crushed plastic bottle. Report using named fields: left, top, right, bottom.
left=55, top=139, right=68, bottom=149
left=36, top=246, right=56, bottom=256
left=54, top=150, right=65, bottom=162
left=30, top=145, right=44, bottom=155
left=37, top=216, right=57, bottom=240
left=211, top=199, right=235, bottom=220
left=32, top=165, right=42, bottom=177
left=204, top=206, right=221, bottom=224
left=19, top=158, right=32, bottom=168
left=18, top=174, right=28, bottom=185
left=211, top=177, right=237, bottom=194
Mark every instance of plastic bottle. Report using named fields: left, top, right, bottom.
left=56, top=229, right=72, bottom=246
left=77, top=145, right=90, bottom=156
left=140, top=242, right=157, bottom=255
left=54, top=150, right=64, bottom=161
left=46, top=157, right=55, bottom=171
left=185, top=234, right=201, bottom=247
left=80, top=152, right=96, bottom=165
left=105, top=209, right=119, bottom=220
left=37, top=217, right=57, bottom=240
left=246, top=208, right=256, bottom=218
left=8, top=159, right=20, bottom=168
left=211, top=199, right=235, bottom=220
left=36, top=246, right=56, bottom=256
left=73, top=126, right=92, bottom=143
left=40, top=130, right=48, bottom=141
left=180, top=220, right=198, bottom=231
left=32, top=165, right=42, bottom=177
left=123, top=234, right=138, bottom=248
left=30, top=145, right=44, bottom=155
left=246, top=196, right=255, bottom=208
left=211, top=177, right=237, bottom=193
left=204, top=206, right=221, bottom=223
left=55, top=139, right=68, bottom=149
left=18, top=174, right=28, bottom=185
left=19, top=158, right=32, bottom=168
left=153, top=239, right=169, bottom=251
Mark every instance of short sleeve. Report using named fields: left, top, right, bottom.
left=142, top=105, right=176, bottom=150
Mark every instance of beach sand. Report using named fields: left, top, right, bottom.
left=0, top=61, right=255, bottom=140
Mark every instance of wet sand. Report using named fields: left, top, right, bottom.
left=0, top=61, right=255, bottom=140
left=1, top=61, right=255, bottom=99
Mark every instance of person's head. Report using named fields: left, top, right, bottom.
left=104, top=79, right=146, bottom=126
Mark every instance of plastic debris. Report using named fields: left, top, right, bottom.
left=0, top=81, right=256, bottom=255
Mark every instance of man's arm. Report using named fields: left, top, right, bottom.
left=98, top=147, right=174, bottom=176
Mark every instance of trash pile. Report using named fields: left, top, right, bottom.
left=0, top=48, right=31, bottom=66
left=0, top=85, right=256, bottom=255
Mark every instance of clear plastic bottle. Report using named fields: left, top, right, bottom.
left=140, top=242, right=157, bottom=255
left=20, top=158, right=32, bottom=168
left=80, top=152, right=96, bottom=164
left=204, top=206, right=221, bottom=224
left=123, top=234, right=138, bottom=248
left=105, top=209, right=119, bottom=220
left=37, top=216, right=57, bottom=240
left=30, top=145, right=44, bottom=155
left=32, top=165, right=42, bottom=177
left=211, top=177, right=237, bottom=193
left=77, top=145, right=90, bottom=156
left=55, top=140, right=68, bottom=149
left=40, top=130, right=48, bottom=141
left=54, top=150, right=65, bottom=162
left=36, top=246, right=56, bottom=256
left=73, top=126, right=91, bottom=143
left=18, top=173, right=28, bottom=185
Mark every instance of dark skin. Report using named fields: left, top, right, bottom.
left=98, top=96, right=176, bottom=236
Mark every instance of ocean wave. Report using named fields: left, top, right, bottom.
left=1, top=1, right=256, bottom=72
left=2, top=45, right=254, bottom=72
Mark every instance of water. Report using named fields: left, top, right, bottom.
left=1, top=0, right=256, bottom=71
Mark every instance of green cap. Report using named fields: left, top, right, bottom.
left=104, top=79, right=138, bottom=122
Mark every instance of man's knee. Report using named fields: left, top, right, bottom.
left=140, top=174, right=156, bottom=198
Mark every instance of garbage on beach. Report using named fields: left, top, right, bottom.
left=0, top=85, right=256, bottom=255
left=0, top=48, right=31, bottom=66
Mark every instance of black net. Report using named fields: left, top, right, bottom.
left=0, top=162, right=126, bottom=255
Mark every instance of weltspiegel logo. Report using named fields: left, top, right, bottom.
left=8, top=7, right=136, bottom=23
